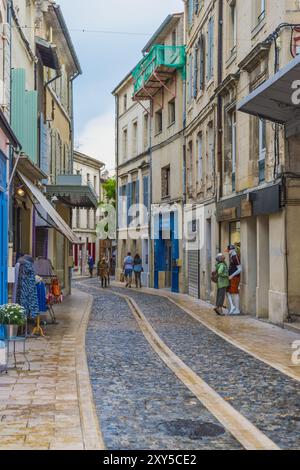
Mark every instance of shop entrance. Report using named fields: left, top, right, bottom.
left=154, top=212, right=179, bottom=293
left=0, top=152, right=8, bottom=304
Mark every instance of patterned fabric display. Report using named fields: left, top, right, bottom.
left=16, top=260, right=39, bottom=318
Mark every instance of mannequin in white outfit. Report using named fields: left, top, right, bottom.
left=227, top=245, right=242, bottom=315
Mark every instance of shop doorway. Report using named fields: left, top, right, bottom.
left=154, top=212, right=179, bottom=293
left=206, top=219, right=212, bottom=301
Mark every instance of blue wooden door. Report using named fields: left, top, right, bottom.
left=0, top=151, right=8, bottom=305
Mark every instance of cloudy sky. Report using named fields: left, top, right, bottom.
left=58, top=0, right=183, bottom=172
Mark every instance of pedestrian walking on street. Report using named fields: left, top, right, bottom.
left=98, top=258, right=109, bottom=288
left=213, top=254, right=230, bottom=316
left=88, top=255, right=95, bottom=278
left=133, top=254, right=143, bottom=288
left=123, top=252, right=134, bottom=288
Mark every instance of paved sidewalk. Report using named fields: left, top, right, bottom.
left=112, top=282, right=300, bottom=382
left=0, top=289, right=104, bottom=450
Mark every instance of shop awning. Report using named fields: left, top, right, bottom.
left=45, top=174, right=98, bottom=208
left=18, top=172, right=82, bottom=245
left=237, top=53, right=300, bottom=124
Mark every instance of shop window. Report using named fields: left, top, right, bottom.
left=230, top=221, right=241, bottom=247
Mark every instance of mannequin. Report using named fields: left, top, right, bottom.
left=227, top=244, right=242, bottom=315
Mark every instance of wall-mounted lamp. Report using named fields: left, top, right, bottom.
left=16, top=186, right=25, bottom=198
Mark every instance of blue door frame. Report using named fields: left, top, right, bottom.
left=0, top=151, right=8, bottom=305
left=154, top=212, right=179, bottom=293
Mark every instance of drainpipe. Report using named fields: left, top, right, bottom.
left=115, top=94, right=119, bottom=272
left=217, top=0, right=223, bottom=250
left=182, top=64, right=187, bottom=293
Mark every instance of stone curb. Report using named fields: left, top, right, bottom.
left=74, top=288, right=106, bottom=450
left=113, top=290, right=279, bottom=451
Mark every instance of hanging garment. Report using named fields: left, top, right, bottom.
left=12, top=262, right=20, bottom=304
left=16, top=260, right=39, bottom=318
left=36, top=282, right=47, bottom=313
left=34, top=258, right=53, bottom=277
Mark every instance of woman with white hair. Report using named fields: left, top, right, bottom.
left=213, top=254, right=230, bottom=316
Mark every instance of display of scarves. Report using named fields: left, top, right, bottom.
left=36, top=282, right=47, bottom=313
left=16, top=260, right=39, bottom=318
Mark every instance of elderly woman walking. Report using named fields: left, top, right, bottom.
left=213, top=253, right=230, bottom=316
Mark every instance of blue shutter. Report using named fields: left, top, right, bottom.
left=127, top=182, right=132, bottom=226
left=40, top=114, right=49, bottom=183
left=188, top=0, right=194, bottom=25
left=143, top=176, right=149, bottom=225
left=135, top=180, right=139, bottom=205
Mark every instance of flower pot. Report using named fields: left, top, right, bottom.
left=4, top=325, right=19, bottom=339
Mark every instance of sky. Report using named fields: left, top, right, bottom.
left=58, top=0, right=183, bottom=172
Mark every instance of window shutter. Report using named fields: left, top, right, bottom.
left=199, top=34, right=205, bottom=90
left=135, top=180, right=140, bottom=205
left=127, top=182, right=133, bottom=226
left=193, top=47, right=198, bottom=98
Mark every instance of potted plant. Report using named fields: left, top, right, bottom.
left=0, top=304, right=26, bottom=339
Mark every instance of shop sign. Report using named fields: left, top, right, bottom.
left=218, top=207, right=237, bottom=222
left=241, top=199, right=253, bottom=218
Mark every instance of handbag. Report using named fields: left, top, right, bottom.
left=120, top=272, right=125, bottom=283
left=211, top=271, right=218, bottom=284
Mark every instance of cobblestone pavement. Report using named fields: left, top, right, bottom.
left=75, top=279, right=300, bottom=450
left=75, top=281, right=241, bottom=450
left=0, top=289, right=102, bottom=450
left=106, top=285, right=300, bottom=450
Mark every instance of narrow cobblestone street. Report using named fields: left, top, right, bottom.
left=75, top=278, right=300, bottom=451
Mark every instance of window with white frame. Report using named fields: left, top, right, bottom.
left=259, top=119, right=266, bottom=161
left=132, top=120, right=138, bottom=156
left=258, top=118, right=266, bottom=182
left=123, top=128, right=128, bottom=160
left=229, top=1, right=237, bottom=56
left=254, top=0, right=266, bottom=26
